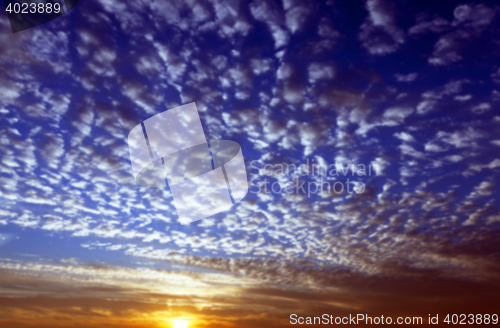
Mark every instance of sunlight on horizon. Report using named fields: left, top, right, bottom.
left=171, top=318, right=191, bottom=328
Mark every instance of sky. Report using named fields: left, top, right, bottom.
left=0, top=0, right=499, bottom=327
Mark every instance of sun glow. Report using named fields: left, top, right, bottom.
left=171, top=318, right=190, bottom=328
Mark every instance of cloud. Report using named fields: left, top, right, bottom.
left=308, top=62, right=336, bottom=83
left=359, top=0, right=405, bottom=55
left=429, top=4, right=496, bottom=66
left=250, top=0, right=290, bottom=49
left=283, top=0, right=312, bottom=34
left=394, top=72, right=417, bottom=82
left=0, top=4, right=499, bottom=327
left=428, top=29, right=469, bottom=66
left=471, top=102, right=491, bottom=114
left=416, top=79, right=468, bottom=114
left=452, top=4, right=496, bottom=28
left=39, top=134, right=65, bottom=169
left=394, top=132, right=415, bottom=142
left=437, top=128, right=484, bottom=148
left=0, top=255, right=495, bottom=328
left=408, top=16, right=449, bottom=35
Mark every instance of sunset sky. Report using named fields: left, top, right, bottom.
left=0, top=0, right=499, bottom=327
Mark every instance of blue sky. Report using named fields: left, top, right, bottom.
left=0, top=0, right=499, bottom=327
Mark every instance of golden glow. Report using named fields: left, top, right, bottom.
left=171, top=318, right=190, bottom=328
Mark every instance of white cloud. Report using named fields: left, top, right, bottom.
left=283, top=0, right=311, bottom=33
left=394, top=72, right=417, bottom=82
left=250, top=0, right=290, bottom=49
left=308, top=62, right=336, bottom=83
left=394, top=132, right=415, bottom=142
left=471, top=102, right=491, bottom=114
left=409, top=16, right=449, bottom=35
left=359, top=0, right=405, bottom=55
left=429, top=4, right=496, bottom=66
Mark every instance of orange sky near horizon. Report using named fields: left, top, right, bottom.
left=0, top=259, right=498, bottom=328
